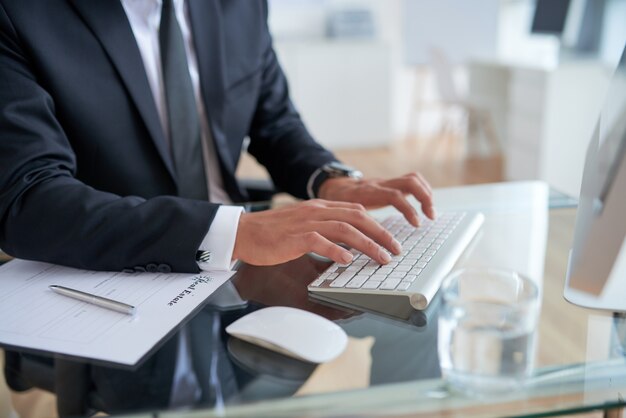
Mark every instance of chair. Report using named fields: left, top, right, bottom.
left=4, top=351, right=102, bottom=417
left=238, top=177, right=279, bottom=211
left=409, top=48, right=501, bottom=157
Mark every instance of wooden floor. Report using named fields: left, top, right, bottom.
left=236, top=134, right=504, bottom=189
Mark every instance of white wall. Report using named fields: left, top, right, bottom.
left=497, top=0, right=561, bottom=67
left=404, top=0, right=500, bottom=65
left=267, top=0, right=622, bottom=153
left=273, top=40, right=393, bottom=149
left=269, top=0, right=415, bottom=148
left=268, top=0, right=328, bottom=40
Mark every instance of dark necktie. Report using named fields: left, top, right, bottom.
left=160, top=0, right=208, bottom=200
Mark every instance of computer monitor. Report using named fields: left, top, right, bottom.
left=531, top=0, right=571, bottom=35
left=561, top=0, right=606, bottom=54
left=564, top=43, right=626, bottom=312
left=531, top=0, right=611, bottom=58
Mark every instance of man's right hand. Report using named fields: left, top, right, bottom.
left=232, top=199, right=402, bottom=266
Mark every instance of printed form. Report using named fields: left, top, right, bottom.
left=0, top=259, right=234, bottom=366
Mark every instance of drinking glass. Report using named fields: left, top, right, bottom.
left=438, top=268, right=540, bottom=395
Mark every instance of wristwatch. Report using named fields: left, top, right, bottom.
left=307, top=162, right=363, bottom=199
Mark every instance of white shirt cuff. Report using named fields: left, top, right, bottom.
left=197, top=205, right=244, bottom=271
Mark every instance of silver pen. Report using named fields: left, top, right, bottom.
left=49, top=285, right=136, bottom=315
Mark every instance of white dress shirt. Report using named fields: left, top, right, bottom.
left=121, top=0, right=242, bottom=271
left=121, top=1, right=245, bottom=407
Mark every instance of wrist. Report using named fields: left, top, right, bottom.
left=231, top=213, right=246, bottom=261
left=318, top=177, right=359, bottom=200
left=232, top=213, right=247, bottom=261
left=308, top=162, right=363, bottom=199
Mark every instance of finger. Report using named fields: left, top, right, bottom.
left=413, top=174, right=436, bottom=219
left=382, top=177, right=435, bottom=221
left=312, top=208, right=402, bottom=255
left=382, top=177, right=431, bottom=207
left=313, top=221, right=392, bottom=264
left=404, top=176, right=436, bottom=220
left=306, top=199, right=366, bottom=211
left=415, top=172, right=433, bottom=195
left=404, top=172, right=432, bottom=196
left=364, top=187, right=419, bottom=228
left=299, top=231, right=355, bottom=265
left=348, top=186, right=420, bottom=227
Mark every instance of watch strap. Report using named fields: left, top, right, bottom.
left=306, top=162, right=362, bottom=199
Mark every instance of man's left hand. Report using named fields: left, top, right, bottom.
left=318, top=172, right=435, bottom=227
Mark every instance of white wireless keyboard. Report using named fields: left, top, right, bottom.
left=308, top=211, right=484, bottom=311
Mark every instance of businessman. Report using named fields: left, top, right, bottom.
left=0, top=0, right=435, bottom=273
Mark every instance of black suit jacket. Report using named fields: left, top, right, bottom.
left=0, top=0, right=336, bottom=272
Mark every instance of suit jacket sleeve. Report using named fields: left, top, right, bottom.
left=245, top=1, right=338, bottom=200
left=0, top=4, right=215, bottom=273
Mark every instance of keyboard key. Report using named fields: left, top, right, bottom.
left=380, top=278, right=401, bottom=290
left=330, top=279, right=351, bottom=288
left=346, top=275, right=369, bottom=289
left=394, top=265, right=411, bottom=272
left=309, top=277, right=325, bottom=287
left=361, top=280, right=382, bottom=289
left=387, top=271, right=406, bottom=279
left=337, top=271, right=356, bottom=280
left=330, top=272, right=355, bottom=287
left=397, top=282, right=411, bottom=291
left=381, top=218, right=394, bottom=227
left=415, top=261, right=428, bottom=269
left=409, top=268, right=423, bottom=275
left=318, top=272, right=336, bottom=283
left=370, top=273, right=388, bottom=282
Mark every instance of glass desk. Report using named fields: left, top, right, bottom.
left=1, top=182, right=625, bottom=417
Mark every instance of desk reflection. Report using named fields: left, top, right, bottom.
left=231, top=255, right=357, bottom=320
left=4, top=255, right=441, bottom=416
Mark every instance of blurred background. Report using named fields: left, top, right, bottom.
left=3, top=3, right=626, bottom=415
left=237, top=0, right=626, bottom=198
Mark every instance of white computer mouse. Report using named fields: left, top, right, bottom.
left=225, top=306, right=348, bottom=364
